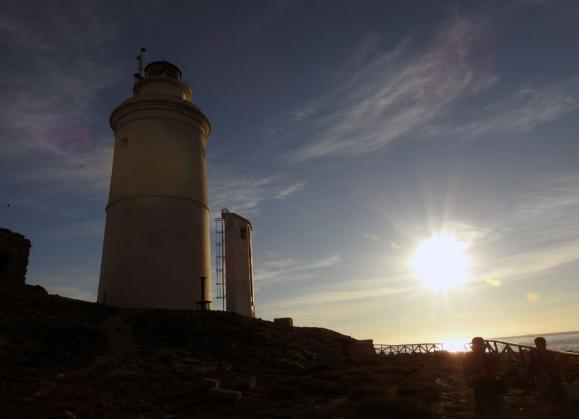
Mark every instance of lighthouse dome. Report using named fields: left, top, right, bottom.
left=144, top=61, right=182, bottom=80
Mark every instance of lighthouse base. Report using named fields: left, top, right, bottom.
left=98, top=196, right=211, bottom=310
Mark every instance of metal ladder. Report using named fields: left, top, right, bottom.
left=215, top=217, right=226, bottom=311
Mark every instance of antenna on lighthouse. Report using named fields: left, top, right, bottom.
left=133, top=48, right=147, bottom=81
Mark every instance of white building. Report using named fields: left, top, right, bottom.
left=222, top=210, right=255, bottom=317
left=98, top=60, right=212, bottom=309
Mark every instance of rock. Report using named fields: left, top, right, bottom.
left=187, top=377, right=219, bottom=391
left=208, top=388, right=242, bottom=404
left=231, top=375, right=257, bottom=391
left=62, top=410, right=77, bottom=419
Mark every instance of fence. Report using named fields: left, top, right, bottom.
left=374, top=339, right=579, bottom=362
left=481, top=339, right=579, bottom=365
left=374, top=343, right=443, bottom=354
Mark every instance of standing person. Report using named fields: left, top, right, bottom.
left=528, top=337, right=574, bottom=417
left=463, top=337, right=507, bottom=418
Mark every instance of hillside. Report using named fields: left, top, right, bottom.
left=0, top=285, right=566, bottom=418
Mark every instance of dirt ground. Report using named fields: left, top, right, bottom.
left=1, top=286, right=578, bottom=418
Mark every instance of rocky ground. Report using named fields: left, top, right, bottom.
left=1, top=285, right=578, bottom=418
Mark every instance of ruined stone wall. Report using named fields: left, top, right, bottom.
left=0, top=228, right=31, bottom=288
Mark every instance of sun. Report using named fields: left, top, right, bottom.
left=410, top=235, right=470, bottom=291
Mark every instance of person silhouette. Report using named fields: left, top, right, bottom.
left=528, top=336, right=569, bottom=416
left=463, top=337, right=507, bottom=418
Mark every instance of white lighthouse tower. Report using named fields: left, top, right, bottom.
left=98, top=58, right=212, bottom=309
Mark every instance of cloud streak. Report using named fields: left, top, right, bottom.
left=472, top=174, right=579, bottom=285
left=0, top=6, right=122, bottom=207
left=257, top=273, right=417, bottom=323
left=273, top=181, right=306, bottom=200
left=432, top=81, right=579, bottom=141
left=289, top=19, right=497, bottom=160
left=284, top=18, right=579, bottom=161
left=0, top=8, right=122, bottom=157
left=254, top=254, right=342, bottom=283
left=209, top=174, right=305, bottom=217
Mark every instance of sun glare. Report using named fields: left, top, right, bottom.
left=411, top=235, right=470, bottom=291
left=442, top=339, right=468, bottom=353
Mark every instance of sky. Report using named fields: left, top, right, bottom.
left=2, top=0, right=579, bottom=344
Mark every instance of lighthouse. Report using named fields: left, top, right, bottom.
left=98, top=58, right=212, bottom=309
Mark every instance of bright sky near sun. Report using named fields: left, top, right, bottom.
left=1, top=0, right=579, bottom=344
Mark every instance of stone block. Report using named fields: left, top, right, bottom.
left=273, top=317, right=293, bottom=328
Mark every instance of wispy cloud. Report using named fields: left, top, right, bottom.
left=0, top=6, right=122, bottom=205
left=477, top=242, right=579, bottom=286
left=282, top=17, right=579, bottom=161
left=400, top=220, right=499, bottom=253
left=209, top=174, right=305, bottom=217
left=0, top=69, right=119, bottom=157
left=0, top=8, right=122, bottom=156
left=288, top=19, right=497, bottom=160
left=472, top=174, right=579, bottom=285
left=430, top=81, right=579, bottom=141
left=273, top=181, right=306, bottom=200
left=441, top=221, right=499, bottom=245
left=258, top=274, right=417, bottom=322
left=254, top=254, right=342, bottom=283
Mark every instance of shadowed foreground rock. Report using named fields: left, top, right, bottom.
left=0, top=286, right=562, bottom=418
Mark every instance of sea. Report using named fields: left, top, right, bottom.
left=494, top=330, right=579, bottom=352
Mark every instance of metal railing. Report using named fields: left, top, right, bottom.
left=374, top=339, right=579, bottom=362
left=374, top=343, right=443, bottom=354
left=481, top=339, right=579, bottom=363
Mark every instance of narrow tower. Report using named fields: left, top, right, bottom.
left=98, top=59, right=212, bottom=309
left=223, top=210, right=255, bottom=317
